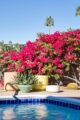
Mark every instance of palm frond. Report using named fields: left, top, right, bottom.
left=76, top=6, right=80, bottom=16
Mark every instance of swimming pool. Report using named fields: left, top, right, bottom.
left=0, top=102, right=80, bottom=120
left=0, top=97, right=80, bottom=120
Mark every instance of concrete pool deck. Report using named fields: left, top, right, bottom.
left=0, top=87, right=80, bottom=99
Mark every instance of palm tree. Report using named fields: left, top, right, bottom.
left=45, top=16, right=54, bottom=34
left=76, top=6, right=80, bottom=16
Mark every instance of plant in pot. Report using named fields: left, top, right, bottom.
left=15, top=71, right=35, bottom=93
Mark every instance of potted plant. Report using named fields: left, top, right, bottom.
left=15, top=71, right=35, bottom=92
left=33, top=75, right=48, bottom=91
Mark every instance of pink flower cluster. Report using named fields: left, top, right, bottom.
left=1, top=29, right=80, bottom=80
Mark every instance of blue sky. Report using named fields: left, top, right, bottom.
left=0, top=0, right=80, bottom=44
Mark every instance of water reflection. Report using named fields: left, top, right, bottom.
left=0, top=103, right=80, bottom=120
left=3, top=107, right=16, bottom=120
left=35, top=104, right=48, bottom=119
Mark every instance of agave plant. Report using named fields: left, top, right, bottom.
left=15, top=71, right=35, bottom=85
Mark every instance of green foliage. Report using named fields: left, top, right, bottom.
left=0, top=41, right=24, bottom=52
left=15, top=71, right=35, bottom=85
left=76, top=6, right=80, bottom=16
left=54, top=74, right=60, bottom=80
left=64, top=62, right=70, bottom=71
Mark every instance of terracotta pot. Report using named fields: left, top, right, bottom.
left=33, top=75, right=48, bottom=91
left=4, top=72, right=18, bottom=91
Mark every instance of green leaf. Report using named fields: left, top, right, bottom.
left=65, top=65, right=70, bottom=71
left=54, top=74, right=60, bottom=80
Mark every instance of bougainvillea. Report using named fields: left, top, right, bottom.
left=0, top=29, right=80, bottom=81
left=0, top=50, right=19, bottom=72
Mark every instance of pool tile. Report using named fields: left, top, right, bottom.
left=0, top=100, right=3, bottom=104
left=0, top=98, right=80, bottom=110
left=2, top=100, right=6, bottom=104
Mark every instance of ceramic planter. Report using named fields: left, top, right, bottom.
left=46, top=85, right=60, bottom=92
left=33, top=75, right=48, bottom=91
left=17, top=84, right=32, bottom=93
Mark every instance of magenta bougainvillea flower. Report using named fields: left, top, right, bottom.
left=0, top=29, right=80, bottom=80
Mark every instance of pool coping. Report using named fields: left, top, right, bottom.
left=0, top=94, right=80, bottom=110
left=0, top=93, right=80, bottom=104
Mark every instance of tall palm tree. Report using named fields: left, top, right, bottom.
left=76, top=6, right=80, bottom=16
left=45, top=16, right=54, bottom=34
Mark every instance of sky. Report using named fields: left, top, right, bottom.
left=0, top=0, right=80, bottom=44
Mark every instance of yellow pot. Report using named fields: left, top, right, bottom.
left=4, top=72, right=18, bottom=91
left=33, top=75, right=48, bottom=91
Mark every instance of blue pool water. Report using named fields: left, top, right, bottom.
left=0, top=103, right=80, bottom=120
